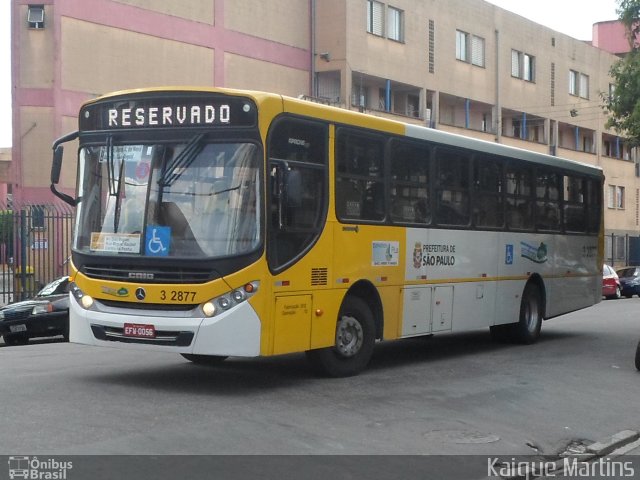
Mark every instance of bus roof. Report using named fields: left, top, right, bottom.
left=82, top=86, right=604, bottom=179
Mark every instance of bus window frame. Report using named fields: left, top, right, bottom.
left=266, top=114, right=329, bottom=274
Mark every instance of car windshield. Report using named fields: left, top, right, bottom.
left=73, top=139, right=261, bottom=259
left=617, top=267, right=638, bottom=277
left=37, top=277, right=69, bottom=297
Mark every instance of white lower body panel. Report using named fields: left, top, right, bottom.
left=69, top=298, right=261, bottom=357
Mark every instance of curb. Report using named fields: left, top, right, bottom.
left=496, top=431, right=640, bottom=479
left=586, top=430, right=640, bottom=457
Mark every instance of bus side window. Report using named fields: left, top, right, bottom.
left=505, top=163, right=534, bottom=230
left=564, top=175, right=587, bottom=233
left=335, top=129, right=385, bottom=222
left=389, top=139, right=430, bottom=225
left=267, top=117, right=328, bottom=271
left=473, top=155, right=503, bottom=228
left=435, top=148, right=470, bottom=226
left=535, top=171, right=561, bottom=231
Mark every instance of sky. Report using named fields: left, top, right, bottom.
left=0, top=0, right=622, bottom=148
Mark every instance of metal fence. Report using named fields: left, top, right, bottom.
left=0, top=203, right=73, bottom=306
left=605, top=233, right=640, bottom=269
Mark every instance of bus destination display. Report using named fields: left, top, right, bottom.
left=80, top=95, right=257, bottom=131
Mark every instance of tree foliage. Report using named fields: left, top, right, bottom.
left=603, top=0, right=640, bottom=145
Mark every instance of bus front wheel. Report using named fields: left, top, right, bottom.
left=181, top=354, right=228, bottom=365
left=306, top=296, right=375, bottom=377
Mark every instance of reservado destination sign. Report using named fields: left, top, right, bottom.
left=80, top=93, right=257, bottom=130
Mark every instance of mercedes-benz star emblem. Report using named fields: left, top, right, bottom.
left=135, top=288, right=146, bottom=301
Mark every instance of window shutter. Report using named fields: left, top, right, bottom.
left=471, top=36, right=484, bottom=67
left=372, top=1, right=383, bottom=36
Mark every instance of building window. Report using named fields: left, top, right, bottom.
left=569, top=70, right=578, bottom=96
left=523, top=54, right=535, bottom=81
left=456, top=30, right=468, bottom=62
left=456, top=31, right=484, bottom=67
left=609, top=185, right=625, bottom=209
left=569, top=70, right=589, bottom=98
left=608, top=185, right=616, bottom=209
left=27, top=5, right=45, bottom=29
left=617, top=186, right=625, bottom=209
left=387, top=6, right=404, bottom=42
left=367, top=0, right=384, bottom=36
left=579, top=73, right=589, bottom=99
left=512, top=50, right=535, bottom=81
left=352, top=84, right=368, bottom=109
left=471, top=35, right=485, bottom=67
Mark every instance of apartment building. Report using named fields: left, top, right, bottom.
left=10, top=0, right=637, bottom=247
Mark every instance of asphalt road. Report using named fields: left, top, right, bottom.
left=0, top=298, right=639, bottom=461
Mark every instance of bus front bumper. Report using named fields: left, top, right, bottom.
left=69, top=298, right=261, bottom=357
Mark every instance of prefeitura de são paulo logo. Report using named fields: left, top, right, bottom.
left=8, top=456, right=72, bottom=479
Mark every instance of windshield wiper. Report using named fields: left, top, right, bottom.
left=106, top=136, right=117, bottom=195
left=113, top=159, right=125, bottom=233
left=159, top=133, right=205, bottom=187
left=214, top=184, right=240, bottom=195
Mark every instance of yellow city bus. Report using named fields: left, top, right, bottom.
left=51, top=87, right=603, bottom=377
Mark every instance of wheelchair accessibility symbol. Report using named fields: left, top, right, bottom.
left=505, top=244, right=514, bottom=265
left=145, top=226, right=170, bottom=256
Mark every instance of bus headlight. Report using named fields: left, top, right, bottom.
left=200, top=281, right=259, bottom=318
left=70, top=282, right=94, bottom=310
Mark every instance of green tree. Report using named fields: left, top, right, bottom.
left=0, top=210, right=13, bottom=244
left=603, top=0, right=640, bottom=145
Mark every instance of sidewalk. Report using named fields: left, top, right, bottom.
left=538, top=430, right=640, bottom=479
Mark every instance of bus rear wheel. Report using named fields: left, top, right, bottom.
left=490, top=284, right=543, bottom=344
left=181, top=354, right=228, bottom=365
left=511, top=283, right=543, bottom=344
left=306, top=296, right=375, bottom=377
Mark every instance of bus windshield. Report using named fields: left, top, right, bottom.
left=73, top=138, right=261, bottom=259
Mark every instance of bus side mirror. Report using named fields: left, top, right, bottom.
left=51, top=145, right=63, bottom=185
left=50, top=131, right=79, bottom=206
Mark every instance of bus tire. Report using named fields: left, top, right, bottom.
left=635, top=341, right=640, bottom=371
left=306, top=296, right=375, bottom=377
left=510, top=283, right=543, bottom=344
left=181, top=354, right=228, bottom=365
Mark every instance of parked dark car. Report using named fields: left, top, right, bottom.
left=0, top=276, right=70, bottom=346
left=616, top=267, right=640, bottom=298
left=602, top=264, right=621, bottom=299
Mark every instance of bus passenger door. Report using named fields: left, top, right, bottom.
left=432, top=286, right=453, bottom=332
left=401, top=287, right=432, bottom=336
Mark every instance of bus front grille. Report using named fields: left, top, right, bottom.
left=81, top=265, right=217, bottom=284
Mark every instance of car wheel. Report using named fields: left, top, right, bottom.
left=306, top=296, right=376, bottom=377
left=636, top=341, right=640, bottom=371
left=606, top=286, right=622, bottom=300
left=180, top=354, right=228, bottom=365
left=625, top=294, right=633, bottom=299
left=3, top=334, right=29, bottom=346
